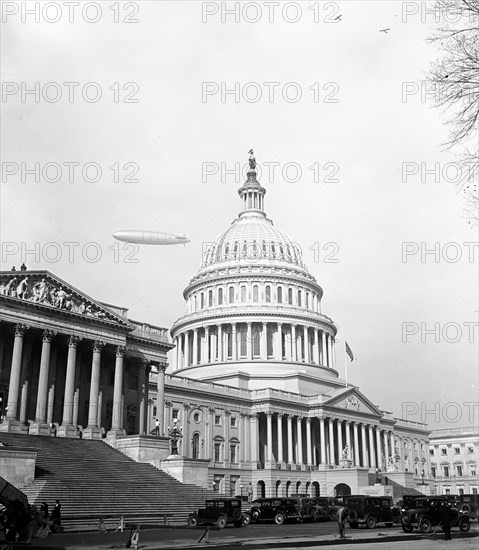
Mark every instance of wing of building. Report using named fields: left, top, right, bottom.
left=1, top=155, right=433, bottom=499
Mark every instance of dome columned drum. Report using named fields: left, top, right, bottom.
left=170, top=155, right=339, bottom=395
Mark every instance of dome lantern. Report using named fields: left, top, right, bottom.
left=237, top=149, right=266, bottom=218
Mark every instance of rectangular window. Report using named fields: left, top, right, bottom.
left=468, top=447, right=474, bottom=454
left=215, top=415, right=221, bottom=425
left=429, top=449, right=434, bottom=455
left=441, top=448, right=447, bottom=455
left=230, top=416, right=236, bottom=428
left=253, top=326, right=260, bottom=356
left=473, top=488, right=478, bottom=495
left=454, top=447, right=460, bottom=454
left=459, top=488, right=464, bottom=495
left=214, top=443, right=221, bottom=462
left=457, top=466, right=463, bottom=476
left=230, top=445, right=236, bottom=463
left=471, top=469, right=476, bottom=476
left=172, top=409, right=179, bottom=420
left=153, top=406, right=157, bottom=417
left=431, top=467, right=436, bottom=478
left=444, top=488, right=450, bottom=495
left=444, top=466, right=449, bottom=477
left=240, top=327, right=247, bottom=357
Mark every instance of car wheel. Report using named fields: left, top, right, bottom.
left=419, top=517, right=432, bottom=534
left=217, top=516, right=227, bottom=529
left=251, top=509, right=260, bottom=520
left=402, top=524, right=414, bottom=533
left=458, top=517, right=470, bottom=532
left=187, top=515, right=198, bottom=528
left=348, top=509, right=358, bottom=522
left=243, top=513, right=251, bottom=525
left=330, top=510, right=337, bottom=521
left=366, top=515, right=377, bottom=529
left=461, top=504, right=472, bottom=515
left=401, top=513, right=411, bottom=526
left=274, top=513, right=285, bottom=525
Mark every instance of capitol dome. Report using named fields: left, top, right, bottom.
left=171, top=152, right=339, bottom=396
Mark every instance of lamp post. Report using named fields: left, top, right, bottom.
left=167, top=418, right=183, bottom=455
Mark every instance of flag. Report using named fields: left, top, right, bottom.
left=345, top=341, right=354, bottom=362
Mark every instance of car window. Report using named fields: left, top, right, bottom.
left=381, top=499, right=390, bottom=507
left=231, top=501, right=239, bottom=508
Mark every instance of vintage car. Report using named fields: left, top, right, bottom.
left=344, top=495, right=399, bottom=529
left=457, top=494, right=479, bottom=520
left=401, top=496, right=470, bottom=533
left=291, top=496, right=323, bottom=522
left=187, top=498, right=244, bottom=528
left=314, top=497, right=342, bottom=521
left=243, top=498, right=302, bottom=525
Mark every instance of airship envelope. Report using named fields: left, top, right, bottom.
left=113, top=230, right=190, bottom=245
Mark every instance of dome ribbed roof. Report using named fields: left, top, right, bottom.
left=200, top=212, right=306, bottom=270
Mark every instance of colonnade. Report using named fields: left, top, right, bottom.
left=1, top=323, right=166, bottom=438
left=253, top=413, right=397, bottom=469
left=174, top=322, right=335, bottom=369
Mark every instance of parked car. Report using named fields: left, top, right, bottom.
left=243, top=498, right=302, bottom=525
left=344, top=495, right=399, bottom=529
left=315, top=497, right=341, bottom=521
left=291, top=496, right=322, bottom=522
left=401, top=496, right=470, bottom=534
left=457, top=494, right=479, bottom=520
left=187, top=498, right=244, bottom=528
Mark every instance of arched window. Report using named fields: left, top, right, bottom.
left=229, top=286, right=235, bottom=303
left=192, top=432, right=200, bottom=459
left=298, top=290, right=302, bottom=307
left=200, top=293, right=204, bottom=309
left=218, top=287, right=223, bottom=305
left=306, top=292, right=310, bottom=309
left=194, top=295, right=197, bottom=311
left=253, top=285, right=259, bottom=302
left=277, top=287, right=283, bottom=303
left=265, top=285, right=271, bottom=302
left=288, top=288, right=293, bottom=305
left=208, top=290, right=213, bottom=307
left=240, top=326, right=247, bottom=357
left=241, top=285, right=247, bottom=302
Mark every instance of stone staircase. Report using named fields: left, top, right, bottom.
left=0, top=433, right=210, bottom=531
left=368, top=473, right=423, bottom=500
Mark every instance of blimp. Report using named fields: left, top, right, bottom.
left=113, top=230, right=190, bottom=246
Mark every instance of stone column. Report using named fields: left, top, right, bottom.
left=247, top=322, right=252, bottom=360
left=217, top=325, right=223, bottom=362
left=261, top=322, right=268, bottom=360
left=329, top=418, right=336, bottom=465
left=384, top=430, right=390, bottom=465
left=303, top=326, right=308, bottom=362
left=313, top=330, right=320, bottom=364
left=204, top=326, right=210, bottom=363
left=277, top=414, right=284, bottom=463
left=276, top=323, right=283, bottom=360
left=155, top=363, right=166, bottom=436
left=322, top=331, right=327, bottom=365
left=250, top=413, right=258, bottom=464
left=193, top=329, right=198, bottom=365
left=376, top=427, right=382, bottom=470
left=137, top=360, right=148, bottom=435
left=306, top=418, right=312, bottom=465
left=287, top=415, right=293, bottom=464
left=369, top=425, right=376, bottom=469
left=30, top=329, right=56, bottom=435
left=345, top=421, right=351, bottom=459
left=232, top=323, right=237, bottom=361
left=297, top=417, right=303, bottom=465
left=184, top=331, right=190, bottom=367
left=353, top=422, right=360, bottom=466
left=105, top=346, right=127, bottom=441
left=83, top=341, right=104, bottom=439
left=390, top=432, right=396, bottom=465
left=58, top=336, right=82, bottom=438
left=72, top=348, right=82, bottom=428
left=1, top=324, right=29, bottom=433
left=266, top=412, right=273, bottom=462
left=337, top=420, right=343, bottom=459
left=211, top=329, right=217, bottom=362
left=291, top=325, right=298, bottom=361
left=330, top=336, right=336, bottom=369
left=319, top=417, right=326, bottom=464
left=361, top=424, right=369, bottom=468
left=19, top=340, right=33, bottom=425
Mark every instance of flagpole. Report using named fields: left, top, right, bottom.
left=344, top=342, right=348, bottom=386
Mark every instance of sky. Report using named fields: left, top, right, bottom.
left=1, top=0, right=478, bottom=431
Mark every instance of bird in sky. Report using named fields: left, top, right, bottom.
left=379, top=28, right=390, bottom=33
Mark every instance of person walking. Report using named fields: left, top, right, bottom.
left=337, top=505, right=350, bottom=540
left=440, top=502, right=452, bottom=541
left=49, top=499, right=62, bottom=533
